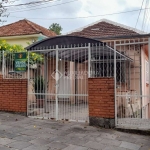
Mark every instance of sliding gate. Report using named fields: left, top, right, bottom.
left=27, top=45, right=89, bottom=122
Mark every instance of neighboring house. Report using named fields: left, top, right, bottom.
left=0, top=19, right=56, bottom=47
left=67, top=19, right=149, bottom=119
left=0, top=19, right=56, bottom=76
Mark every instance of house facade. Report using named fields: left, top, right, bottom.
left=68, top=19, right=150, bottom=121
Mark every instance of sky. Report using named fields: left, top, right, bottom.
left=1, top=0, right=150, bottom=34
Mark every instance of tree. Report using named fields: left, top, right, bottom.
left=0, top=0, right=16, bottom=24
left=49, top=23, right=63, bottom=35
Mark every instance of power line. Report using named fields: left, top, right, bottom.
left=4, top=0, right=54, bottom=7
left=5, top=0, right=61, bottom=11
left=4, top=0, right=61, bottom=9
left=9, top=7, right=150, bottom=20
left=142, top=0, right=149, bottom=30
left=6, top=0, right=78, bottom=13
left=135, top=0, right=145, bottom=29
left=142, top=0, right=150, bottom=31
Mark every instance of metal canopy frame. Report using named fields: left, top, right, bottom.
left=26, top=35, right=104, bottom=50
left=26, top=36, right=132, bottom=63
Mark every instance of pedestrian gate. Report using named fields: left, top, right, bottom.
left=27, top=45, right=90, bottom=122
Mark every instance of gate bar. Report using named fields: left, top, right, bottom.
left=55, top=45, right=59, bottom=120
left=27, top=51, right=30, bottom=116
left=44, top=54, right=48, bottom=113
left=29, top=47, right=89, bottom=52
left=148, top=38, right=150, bottom=102
left=88, top=43, right=91, bottom=78
left=2, top=51, right=4, bottom=76
left=116, top=41, right=148, bottom=46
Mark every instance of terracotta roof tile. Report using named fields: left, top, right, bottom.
left=68, top=19, right=146, bottom=38
left=0, top=19, right=56, bottom=37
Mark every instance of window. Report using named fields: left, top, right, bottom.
left=91, top=62, right=125, bottom=82
left=145, top=60, right=149, bottom=84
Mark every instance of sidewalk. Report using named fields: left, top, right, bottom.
left=0, top=112, right=149, bottom=150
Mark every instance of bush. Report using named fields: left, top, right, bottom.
left=0, top=40, right=44, bottom=65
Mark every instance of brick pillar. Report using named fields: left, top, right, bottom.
left=88, top=78, right=115, bottom=128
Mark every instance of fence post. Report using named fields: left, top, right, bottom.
left=88, top=43, right=91, bottom=78
left=114, top=41, right=117, bottom=127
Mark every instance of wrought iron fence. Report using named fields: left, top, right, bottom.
left=0, top=51, right=27, bottom=79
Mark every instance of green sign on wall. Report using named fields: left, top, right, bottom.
left=15, top=52, right=27, bottom=72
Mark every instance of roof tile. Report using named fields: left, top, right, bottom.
left=68, top=19, right=145, bottom=38
left=0, top=19, right=56, bottom=37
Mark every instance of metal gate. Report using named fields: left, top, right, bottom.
left=27, top=36, right=150, bottom=128
left=109, top=37, right=150, bottom=129
left=27, top=45, right=89, bottom=122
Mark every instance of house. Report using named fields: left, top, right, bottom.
left=0, top=19, right=56, bottom=47
left=67, top=19, right=150, bottom=122
left=25, top=19, right=150, bottom=127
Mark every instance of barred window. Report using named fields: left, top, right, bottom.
left=92, top=62, right=125, bottom=82
left=145, top=60, right=149, bottom=84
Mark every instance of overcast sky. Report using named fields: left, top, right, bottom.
left=1, top=0, right=150, bottom=34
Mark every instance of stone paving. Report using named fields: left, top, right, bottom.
left=0, top=112, right=150, bottom=150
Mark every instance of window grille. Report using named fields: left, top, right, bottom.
left=92, top=62, right=126, bottom=82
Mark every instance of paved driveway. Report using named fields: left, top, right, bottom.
left=0, top=112, right=150, bottom=150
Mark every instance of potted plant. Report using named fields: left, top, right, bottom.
left=34, top=76, right=45, bottom=108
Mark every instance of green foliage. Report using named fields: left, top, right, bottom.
left=49, top=23, right=63, bottom=35
left=29, top=52, right=44, bottom=65
left=0, top=40, right=24, bottom=52
left=0, top=40, right=44, bottom=65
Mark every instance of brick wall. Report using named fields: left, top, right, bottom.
left=88, top=78, right=115, bottom=128
left=0, top=75, right=27, bottom=114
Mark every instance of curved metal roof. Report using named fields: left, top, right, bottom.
left=26, top=35, right=104, bottom=50
left=26, top=35, right=132, bottom=63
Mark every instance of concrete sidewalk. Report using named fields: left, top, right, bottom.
left=0, top=112, right=149, bottom=150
